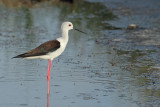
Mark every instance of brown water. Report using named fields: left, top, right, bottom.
left=0, top=0, right=160, bottom=107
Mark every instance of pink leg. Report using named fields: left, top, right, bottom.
left=47, top=59, right=52, bottom=95
left=47, top=60, right=50, bottom=78
left=47, top=60, right=50, bottom=94
left=49, top=60, right=52, bottom=77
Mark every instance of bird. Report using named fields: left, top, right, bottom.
left=13, top=21, right=86, bottom=94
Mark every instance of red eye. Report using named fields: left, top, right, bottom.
left=69, top=24, right=71, bottom=26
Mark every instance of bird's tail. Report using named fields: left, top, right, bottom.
left=12, top=54, right=26, bottom=59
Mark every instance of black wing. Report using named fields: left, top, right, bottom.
left=13, top=40, right=60, bottom=58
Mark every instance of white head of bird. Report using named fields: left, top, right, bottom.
left=61, top=22, right=73, bottom=31
left=61, top=21, right=86, bottom=34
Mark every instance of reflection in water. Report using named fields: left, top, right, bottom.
left=59, top=1, right=117, bottom=31
left=47, top=93, right=49, bottom=107
left=24, top=8, right=33, bottom=29
left=0, top=0, right=50, bottom=7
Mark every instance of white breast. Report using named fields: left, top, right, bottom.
left=38, top=37, right=68, bottom=60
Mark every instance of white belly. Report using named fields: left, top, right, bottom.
left=47, top=46, right=66, bottom=59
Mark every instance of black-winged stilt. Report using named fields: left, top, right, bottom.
left=13, top=21, right=86, bottom=94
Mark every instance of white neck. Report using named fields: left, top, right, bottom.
left=57, top=29, right=69, bottom=46
left=62, top=29, right=68, bottom=38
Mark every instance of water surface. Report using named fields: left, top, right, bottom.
left=0, top=0, right=160, bottom=107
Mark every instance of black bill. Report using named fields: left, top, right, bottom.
left=74, top=28, right=87, bottom=34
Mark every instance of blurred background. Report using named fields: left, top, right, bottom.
left=0, top=0, right=160, bottom=107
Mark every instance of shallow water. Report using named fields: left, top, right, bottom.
left=0, top=0, right=160, bottom=107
